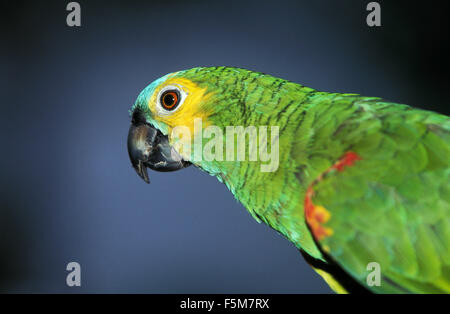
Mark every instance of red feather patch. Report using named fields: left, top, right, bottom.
left=305, top=152, right=362, bottom=241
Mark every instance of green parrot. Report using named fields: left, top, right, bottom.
left=127, top=66, right=450, bottom=293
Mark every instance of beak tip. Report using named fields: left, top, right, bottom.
left=133, top=161, right=150, bottom=184
left=140, top=174, right=150, bottom=184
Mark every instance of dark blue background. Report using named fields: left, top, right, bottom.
left=1, top=0, right=448, bottom=293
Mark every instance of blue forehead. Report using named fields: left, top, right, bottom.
left=129, top=73, right=173, bottom=116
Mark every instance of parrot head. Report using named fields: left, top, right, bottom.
left=127, top=67, right=218, bottom=183
left=128, top=67, right=227, bottom=183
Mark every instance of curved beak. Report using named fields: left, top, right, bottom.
left=127, top=122, right=190, bottom=183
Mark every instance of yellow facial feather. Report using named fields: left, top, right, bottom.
left=147, top=76, right=213, bottom=136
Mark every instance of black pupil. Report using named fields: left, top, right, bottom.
left=164, top=93, right=175, bottom=107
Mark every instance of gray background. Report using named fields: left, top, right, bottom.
left=0, top=0, right=448, bottom=293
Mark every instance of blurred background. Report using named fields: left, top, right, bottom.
left=0, top=0, right=448, bottom=293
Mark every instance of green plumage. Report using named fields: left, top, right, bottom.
left=133, top=67, right=450, bottom=293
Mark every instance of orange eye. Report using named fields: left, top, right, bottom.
left=160, top=90, right=180, bottom=111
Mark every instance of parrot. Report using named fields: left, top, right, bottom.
left=127, top=66, right=450, bottom=293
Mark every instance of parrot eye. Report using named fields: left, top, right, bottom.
left=160, top=90, right=180, bottom=111
left=156, top=85, right=187, bottom=115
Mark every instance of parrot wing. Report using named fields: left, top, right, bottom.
left=303, top=113, right=450, bottom=293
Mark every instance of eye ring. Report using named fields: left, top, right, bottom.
left=156, top=85, right=187, bottom=115
left=160, top=90, right=180, bottom=111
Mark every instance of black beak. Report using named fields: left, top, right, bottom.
left=127, top=121, right=190, bottom=183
